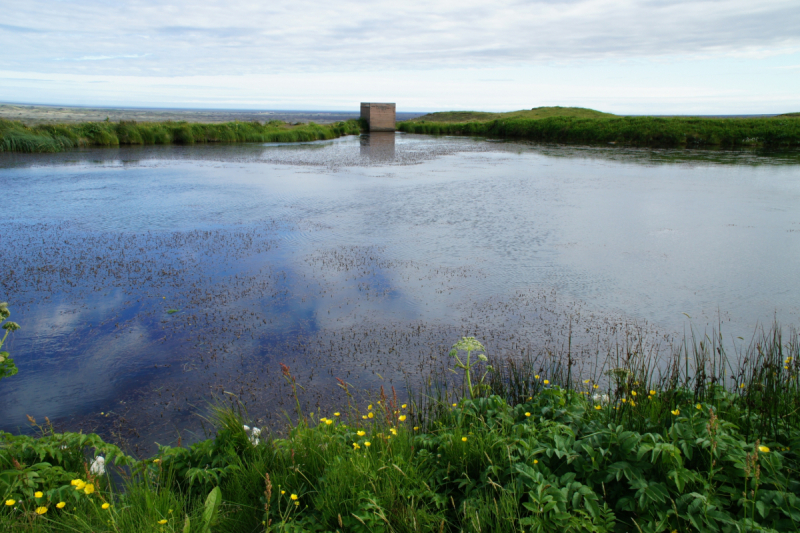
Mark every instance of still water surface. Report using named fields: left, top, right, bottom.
left=1, top=133, right=798, bottom=452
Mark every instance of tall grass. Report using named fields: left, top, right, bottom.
left=0, top=119, right=362, bottom=153
left=2, top=324, right=799, bottom=532
left=398, top=116, right=800, bottom=148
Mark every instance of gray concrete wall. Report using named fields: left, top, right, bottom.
left=360, top=103, right=396, bottom=132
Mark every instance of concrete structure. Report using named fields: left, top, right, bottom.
left=360, top=102, right=396, bottom=132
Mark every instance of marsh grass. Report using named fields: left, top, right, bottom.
left=2, top=324, right=800, bottom=532
left=398, top=116, right=800, bottom=148
left=0, top=119, right=362, bottom=153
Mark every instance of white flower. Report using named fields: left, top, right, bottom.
left=251, top=427, right=261, bottom=437
left=591, top=394, right=610, bottom=405
left=242, top=425, right=251, bottom=432
left=90, top=456, right=106, bottom=475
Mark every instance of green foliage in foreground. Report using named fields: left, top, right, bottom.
left=3, top=383, right=800, bottom=531
left=398, top=115, right=800, bottom=148
left=0, top=119, right=362, bottom=153
left=0, top=302, right=21, bottom=382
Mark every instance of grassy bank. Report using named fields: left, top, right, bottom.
left=398, top=114, right=800, bottom=148
left=405, top=107, right=615, bottom=124
left=2, top=318, right=800, bottom=532
left=0, top=119, right=362, bottom=153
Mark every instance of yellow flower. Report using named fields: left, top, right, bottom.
left=583, top=379, right=590, bottom=384
left=290, top=494, right=298, bottom=500
left=56, top=502, right=66, bottom=509
left=631, top=391, right=637, bottom=396
left=535, top=375, right=540, bottom=380
left=544, top=380, right=550, bottom=385
left=158, top=519, right=168, bottom=525
left=84, top=484, right=95, bottom=495
left=35, top=506, right=48, bottom=515
left=622, top=398, right=627, bottom=403
left=740, top=383, right=745, bottom=389
left=594, top=405, right=601, bottom=410
left=70, top=479, right=83, bottom=486
left=364, top=441, right=371, bottom=447
left=461, top=437, right=467, bottom=442
left=35, top=491, right=43, bottom=498
left=362, top=415, right=367, bottom=419
left=525, top=412, right=531, bottom=417
left=325, top=419, right=333, bottom=425
left=759, top=445, right=770, bottom=453
left=74, top=481, right=86, bottom=491
left=294, top=501, right=299, bottom=506
left=649, top=390, right=656, bottom=395
left=629, top=401, right=636, bottom=407
left=281, top=490, right=285, bottom=495
left=533, top=459, right=538, bottom=464
left=671, top=409, right=680, bottom=416
left=153, top=459, right=161, bottom=463
left=357, top=430, right=366, bottom=436
left=352, top=442, right=360, bottom=450
left=401, top=404, right=407, bottom=409
left=593, top=384, right=599, bottom=389
left=334, top=412, right=340, bottom=417
left=390, top=428, right=397, bottom=435
left=368, top=404, right=372, bottom=410
left=696, top=403, right=702, bottom=410
left=102, top=503, right=111, bottom=510
left=413, top=426, right=419, bottom=431
left=399, top=415, right=407, bottom=421
left=5, top=499, right=15, bottom=506
left=320, top=417, right=327, bottom=423
left=367, top=412, right=374, bottom=419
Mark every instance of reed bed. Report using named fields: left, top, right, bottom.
left=0, top=119, right=362, bottom=153
left=2, top=323, right=799, bottom=532
left=398, top=116, right=800, bottom=148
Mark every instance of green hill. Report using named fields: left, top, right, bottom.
left=407, top=106, right=615, bottom=123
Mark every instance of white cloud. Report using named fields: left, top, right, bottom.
left=1, top=0, right=799, bottom=112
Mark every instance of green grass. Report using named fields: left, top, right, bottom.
left=0, top=119, right=362, bottom=153
left=407, top=107, right=615, bottom=124
left=398, top=114, right=800, bottom=148
left=2, top=322, right=799, bottom=532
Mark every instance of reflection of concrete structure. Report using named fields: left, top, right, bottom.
left=360, top=103, right=396, bottom=132
left=360, top=132, right=396, bottom=160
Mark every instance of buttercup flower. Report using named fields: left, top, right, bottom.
left=352, top=442, right=360, bottom=450
left=593, top=384, right=599, bottom=389
left=534, top=375, right=540, bottom=379
left=759, top=445, right=770, bottom=453
left=696, top=404, right=702, bottom=410
left=413, top=426, right=419, bottom=430
left=631, top=391, right=637, bottom=396
left=334, top=412, right=340, bottom=417
left=452, top=403, right=457, bottom=407
left=290, top=494, right=298, bottom=500
left=401, top=404, right=407, bottom=409
left=461, top=437, right=467, bottom=442
left=583, top=379, right=590, bottom=384
left=671, top=409, right=680, bottom=416
left=158, top=519, right=168, bottom=525
left=5, top=499, right=15, bottom=506
left=533, top=459, right=538, bottom=464
left=399, top=415, right=406, bottom=421
left=367, top=404, right=372, bottom=410
left=35, top=506, right=48, bottom=515
left=544, top=380, right=550, bottom=385
left=56, top=502, right=66, bottom=509
left=390, top=428, right=397, bottom=435
left=357, top=430, right=366, bottom=436
left=649, top=390, right=656, bottom=395
left=594, top=405, right=601, bottom=410
left=84, top=484, right=95, bottom=495
left=368, top=412, right=374, bottom=419
left=102, top=503, right=111, bottom=510
left=70, top=479, right=83, bottom=486
left=364, top=441, right=371, bottom=447
left=325, top=419, right=333, bottom=425
left=35, top=491, right=43, bottom=498
left=525, top=412, right=531, bottom=417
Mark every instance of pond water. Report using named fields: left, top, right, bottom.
left=1, top=133, right=799, bottom=453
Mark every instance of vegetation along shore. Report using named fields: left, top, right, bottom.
left=0, top=118, right=362, bottom=153
left=2, top=299, right=800, bottom=532
left=398, top=107, right=800, bottom=148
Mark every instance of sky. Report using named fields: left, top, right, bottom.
left=2, top=0, right=800, bottom=114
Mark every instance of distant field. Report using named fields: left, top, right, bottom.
left=0, top=103, right=426, bottom=126
left=398, top=107, right=800, bottom=148
left=407, top=106, right=614, bottom=123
